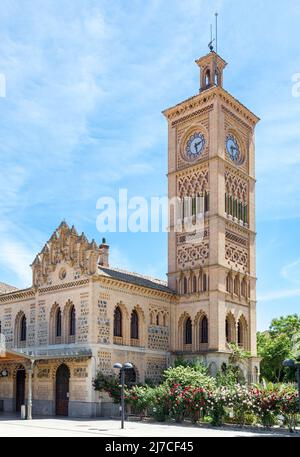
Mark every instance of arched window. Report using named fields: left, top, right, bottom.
left=200, top=316, right=208, bottom=344
left=131, top=310, right=139, bottom=340
left=183, top=277, right=188, bottom=294
left=69, top=305, right=76, bottom=336
left=192, top=276, right=197, bottom=293
left=163, top=314, right=166, bottom=327
left=205, top=69, right=211, bottom=88
left=202, top=273, right=207, bottom=292
left=114, top=306, right=122, bottom=337
left=20, top=315, right=26, bottom=342
left=225, top=318, right=229, bottom=343
left=226, top=274, right=230, bottom=292
left=56, top=308, right=62, bottom=337
left=226, top=314, right=236, bottom=344
left=237, top=321, right=242, bottom=346
left=237, top=317, right=248, bottom=348
left=234, top=277, right=239, bottom=295
left=241, top=279, right=247, bottom=298
left=185, top=318, right=192, bottom=345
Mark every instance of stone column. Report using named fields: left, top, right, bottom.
left=27, top=359, right=35, bottom=420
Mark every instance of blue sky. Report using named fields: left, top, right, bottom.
left=0, top=0, right=300, bottom=331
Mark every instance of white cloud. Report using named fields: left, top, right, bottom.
left=0, top=239, right=33, bottom=287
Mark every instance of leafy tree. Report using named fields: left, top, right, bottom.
left=269, top=314, right=300, bottom=340
left=257, top=314, right=300, bottom=383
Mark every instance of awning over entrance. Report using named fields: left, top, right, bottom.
left=0, top=348, right=32, bottom=363
left=4, top=346, right=93, bottom=361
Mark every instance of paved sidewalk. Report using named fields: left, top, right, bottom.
left=0, top=414, right=297, bottom=437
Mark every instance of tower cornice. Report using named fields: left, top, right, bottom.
left=162, top=85, right=260, bottom=127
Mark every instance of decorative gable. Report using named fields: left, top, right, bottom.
left=31, top=221, right=101, bottom=287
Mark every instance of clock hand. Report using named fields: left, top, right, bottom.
left=194, top=141, right=201, bottom=153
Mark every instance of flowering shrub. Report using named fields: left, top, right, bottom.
left=93, top=369, right=299, bottom=430
left=279, top=388, right=299, bottom=432
left=226, top=385, right=257, bottom=425
left=92, top=373, right=121, bottom=403
left=124, top=385, right=152, bottom=418
left=206, top=387, right=228, bottom=426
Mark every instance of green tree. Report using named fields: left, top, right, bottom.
left=269, top=314, right=300, bottom=340
left=257, top=314, right=300, bottom=383
left=257, top=332, right=292, bottom=382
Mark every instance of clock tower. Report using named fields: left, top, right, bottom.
left=163, top=51, right=260, bottom=380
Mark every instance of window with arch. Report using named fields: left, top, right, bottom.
left=56, top=308, right=62, bottom=337
left=0, top=320, right=2, bottom=334
left=237, top=317, right=248, bottom=349
left=192, top=275, right=197, bottom=293
left=131, top=310, right=139, bottom=340
left=225, top=318, right=229, bottom=343
left=183, top=277, right=188, bottom=294
left=241, top=279, right=247, bottom=298
left=156, top=313, right=160, bottom=326
left=225, top=314, right=236, bottom=344
left=237, top=321, right=242, bottom=346
left=205, top=69, right=211, bottom=88
left=20, top=315, right=27, bottom=342
left=114, top=306, right=122, bottom=337
left=202, top=273, right=208, bottom=292
left=234, top=276, right=240, bottom=295
left=185, top=317, right=192, bottom=345
left=163, top=314, right=166, bottom=327
left=200, top=315, right=208, bottom=344
left=69, top=305, right=76, bottom=336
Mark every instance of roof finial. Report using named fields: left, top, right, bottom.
left=215, top=12, right=218, bottom=55
left=208, top=24, right=215, bottom=52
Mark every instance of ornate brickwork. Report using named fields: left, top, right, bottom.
left=146, top=357, right=167, bottom=384
left=27, top=303, right=36, bottom=347
left=3, top=307, right=13, bottom=348
left=177, top=167, right=209, bottom=198
left=225, top=229, right=248, bottom=247
left=225, top=242, right=248, bottom=273
left=77, top=300, right=89, bottom=343
left=97, top=299, right=110, bottom=344
left=177, top=241, right=209, bottom=269
left=97, top=351, right=112, bottom=376
left=37, top=301, right=48, bottom=346
left=148, top=326, right=169, bottom=351
left=31, top=221, right=101, bottom=287
left=225, top=167, right=248, bottom=202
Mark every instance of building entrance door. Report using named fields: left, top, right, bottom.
left=55, top=364, right=70, bottom=416
left=16, top=368, right=26, bottom=412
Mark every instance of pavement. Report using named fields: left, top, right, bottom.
left=0, top=414, right=297, bottom=437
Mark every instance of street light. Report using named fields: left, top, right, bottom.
left=283, top=358, right=300, bottom=412
left=113, top=362, right=133, bottom=429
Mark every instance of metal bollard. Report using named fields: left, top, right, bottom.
left=20, top=405, right=26, bottom=420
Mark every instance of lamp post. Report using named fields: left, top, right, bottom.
left=283, top=358, right=300, bottom=412
left=113, top=362, right=133, bottom=429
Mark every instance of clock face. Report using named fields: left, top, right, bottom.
left=226, top=134, right=242, bottom=164
left=185, top=132, right=205, bottom=160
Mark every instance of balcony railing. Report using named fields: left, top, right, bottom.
left=113, top=336, right=124, bottom=345
left=130, top=338, right=141, bottom=347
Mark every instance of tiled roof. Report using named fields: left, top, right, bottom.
left=0, top=282, right=18, bottom=295
left=98, top=266, right=175, bottom=294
